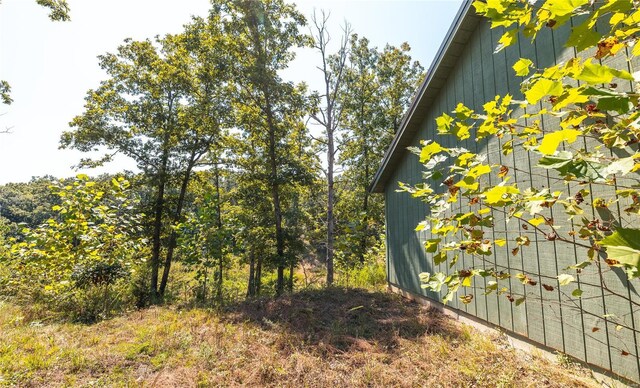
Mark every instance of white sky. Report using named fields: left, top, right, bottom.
left=0, top=0, right=462, bottom=184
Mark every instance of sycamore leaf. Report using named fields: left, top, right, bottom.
left=603, top=157, right=635, bottom=177
left=525, top=79, right=564, bottom=104
left=553, top=87, right=589, bottom=110
left=538, top=129, right=582, bottom=155
left=496, top=29, right=518, bottom=52
left=600, top=228, right=640, bottom=268
left=597, top=96, right=632, bottom=114
left=565, top=20, right=602, bottom=52
left=546, top=0, right=589, bottom=17
left=420, top=141, right=444, bottom=163
left=513, top=58, right=534, bottom=77
left=558, top=274, right=575, bottom=286
left=424, top=239, right=441, bottom=253
left=575, top=59, right=634, bottom=85
left=485, top=185, right=520, bottom=206
left=436, top=113, right=453, bottom=133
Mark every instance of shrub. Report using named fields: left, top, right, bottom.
left=1, top=175, right=146, bottom=321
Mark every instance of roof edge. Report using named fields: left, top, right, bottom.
left=369, top=0, right=477, bottom=193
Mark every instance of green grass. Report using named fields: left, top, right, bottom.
left=0, top=288, right=598, bottom=387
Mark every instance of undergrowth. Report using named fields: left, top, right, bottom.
left=0, top=288, right=598, bottom=387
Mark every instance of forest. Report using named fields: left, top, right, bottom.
left=0, top=0, right=425, bottom=321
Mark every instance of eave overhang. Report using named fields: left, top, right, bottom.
left=369, top=1, right=481, bottom=193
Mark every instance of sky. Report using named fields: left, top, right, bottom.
left=0, top=0, right=463, bottom=184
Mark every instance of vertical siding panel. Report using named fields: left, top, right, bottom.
left=465, top=29, right=489, bottom=322
left=472, top=23, right=500, bottom=325
left=531, top=26, right=565, bottom=353
left=575, top=17, right=613, bottom=372
left=503, top=28, right=529, bottom=337
left=619, top=45, right=640, bottom=381
left=517, top=29, right=547, bottom=347
left=550, top=22, right=589, bottom=362
left=597, top=40, right=640, bottom=380
left=453, top=56, right=479, bottom=316
left=489, top=24, right=516, bottom=332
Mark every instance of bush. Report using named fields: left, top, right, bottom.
left=336, top=237, right=387, bottom=290
left=0, top=175, right=146, bottom=322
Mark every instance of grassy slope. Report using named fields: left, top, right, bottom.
left=0, top=288, right=597, bottom=387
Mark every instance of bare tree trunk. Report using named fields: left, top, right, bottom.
left=327, top=133, right=335, bottom=284
left=310, top=11, right=351, bottom=286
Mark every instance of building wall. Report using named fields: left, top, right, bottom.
left=384, top=17, right=640, bottom=382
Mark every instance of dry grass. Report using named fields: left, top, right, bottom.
left=0, top=288, right=598, bottom=387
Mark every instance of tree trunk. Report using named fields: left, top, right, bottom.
left=264, top=98, right=285, bottom=296
left=244, top=7, right=285, bottom=296
left=256, top=254, right=263, bottom=296
left=247, top=249, right=255, bottom=297
left=326, top=125, right=335, bottom=285
left=150, top=93, right=174, bottom=301
left=159, top=156, right=196, bottom=296
left=214, top=162, right=224, bottom=302
left=288, top=261, right=294, bottom=291
left=359, top=139, right=370, bottom=264
left=150, top=151, right=169, bottom=300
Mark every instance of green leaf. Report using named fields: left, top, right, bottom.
left=433, top=251, right=447, bottom=265
left=424, top=239, right=441, bottom=253
left=597, top=97, right=632, bottom=114
left=565, top=20, right=601, bottom=52
left=538, top=129, right=582, bottom=155
left=572, top=289, right=583, bottom=297
left=546, top=0, right=589, bottom=17
left=525, top=79, right=564, bottom=104
left=601, top=228, right=640, bottom=268
left=603, top=157, right=635, bottom=177
left=575, top=59, right=634, bottom=85
left=513, top=58, right=534, bottom=77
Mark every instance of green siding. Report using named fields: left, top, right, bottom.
left=384, top=17, right=640, bottom=383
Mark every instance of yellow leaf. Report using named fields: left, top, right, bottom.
left=538, top=129, right=582, bottom=155
left=420, top=141, right=443, bottom=163
left=485, top=185, right=520, bottom=205
left=529, top=216, right=545, bottom=226
left=494, top=239, right=507, bottom=247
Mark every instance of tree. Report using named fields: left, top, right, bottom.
left=337, top=37, right=423, bottom=267
left=0, top=0, right=69, bottom=106
left=34, top=0, right=70, bottom=21
left=405, top=0, right=640, bottom=341
left=62, top=18, right=233, bottom=299
left=309, top=10, right=351, bottom=286
left=220, top=0, right=312, bottom=295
